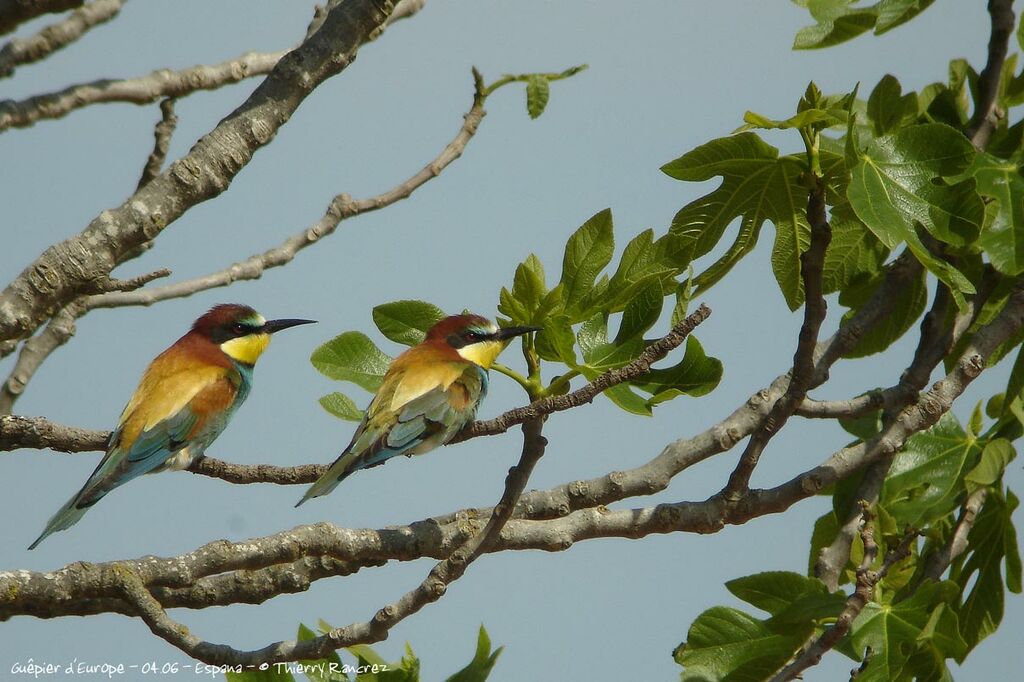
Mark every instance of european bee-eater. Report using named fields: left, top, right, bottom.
left=296, top=314, right=538, bottom=506
left=29, top=304, right=316, bottom=549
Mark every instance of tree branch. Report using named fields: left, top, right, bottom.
left=0, top=0, right=398, bottom=349
left=724, top=179, right=832, bottom=497
left=90, top=66, right=488, bottom=310
left=772, top=508, right=916, bottom=682
left=0, top=49, right=285, bottom=132
left=967, top=0, right=1015, bottom=148
left=0, top=268, right=169, bottom=413
left=0, top=0, right=82, bottom=37
left=137, top=98, right=177, bottom=189
left=117, top=419, right=547, bottom=666
left=1, top=304, right=711, bottom=478
left=0, top=0, right=123, bottom=77
left=5, top=284, right=1018, bottom=624
left=923, top=487, right=988, bottom=581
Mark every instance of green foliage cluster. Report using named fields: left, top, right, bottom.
left=308, top=4, right=1024, bottom=678
left=677, top=409, right=1020, bottom=681
left=310, top=64, right=722, bottom=418
left=311, top=211, right=724, bottom=417
left=670, top=3, right=1024, bottom=679
left=225, top=623, right=501, bottom=682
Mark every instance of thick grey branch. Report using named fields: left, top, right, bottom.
left=0, top=0, right=396, bottom=349
left=117, top=420, right=546, bottom=666
left=0, top=269, right=169, bottom=413
left=0, top=0, right=123, bottom=77
left=0, top=50, right=284, bottom=132
left=4, top=287, right=1017, bottom=624
left=0, top=0, right=82, bottom=36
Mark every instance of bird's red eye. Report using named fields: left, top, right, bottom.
left=231, top=323, right=246, bottom=334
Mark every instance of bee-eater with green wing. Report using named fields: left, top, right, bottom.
left=29, top=304, right=316, bottom=549
left=296, top=314, right=539, bottom=506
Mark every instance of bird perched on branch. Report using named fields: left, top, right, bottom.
left=29, top=304, right=316, bottom=549
left=297, top=314, right=539, bottom=506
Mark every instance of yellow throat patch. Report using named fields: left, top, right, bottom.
left=220, top=333, right=271, bottom=365
left=456, top=339, right=506, bottom=369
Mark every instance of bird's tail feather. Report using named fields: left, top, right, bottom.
left=28, top=492, right=97, bottom=550
left=294, top=451, right=361, bottom=508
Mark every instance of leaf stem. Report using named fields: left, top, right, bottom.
left=544, top=369, right=580, bottom=397
left=491, top=362, right=536, bottom=395
left=483, top=64, right=588, bottom=97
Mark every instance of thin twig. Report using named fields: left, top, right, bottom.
left=137, top=98, right=177, bottom=189
left=772, top=507, right=916, bottom=682
left=0, top=300, right=85, bottom=414
left=723, top=179, right=831, bottom=497
left=91, top=67, right=489, bottom=310
left=923, top=487, right=988, bottom=581
left=0, top=50, right=285, bottom=132
left=0, top=0, right=123, bottom=77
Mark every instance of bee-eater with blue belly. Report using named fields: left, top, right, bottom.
left=297, top=314, right=539, bottom=506
left=29, top=304, right=316, bottom=549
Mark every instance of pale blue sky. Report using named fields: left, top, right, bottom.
left=1, top=1, right=1019, bottom=680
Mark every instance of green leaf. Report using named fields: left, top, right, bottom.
left=662, top=133, right=811, bottom=308
left=297, top=623, right=344, bottom=682
left=881, top=413, right=981, bottom=527
left=954, top=488, right=1022, bottom=656
left=574, top=313, right=650, bottom=414
left=676, top=606, right=812, bottom=681
left=839, top=266, right=928, bottom=358
left=793, top=1, right=876, bottom=50
left=822, top=202, right=889, bottom=295
left=867, top=74, right=917, bottom=135
left=968, top=152, right=1024, bottom=275
left=965, top=439, right=1016, bottom=492
left=319, top=392, right=364, bottom=422
left=689, top=214, right=764, bottom=294
left=850, top=582, right=944, bottom=680
left=840, top=406, right=884, bottom=440
left=372, top=300, right=446, bottom=347
left=874, top=0, right=936, bottom=34
left=558, top=209, right=615, bottom=317
left=736, top=107, right=846, bottom=133
left=446, top=625, right=504, bottom=682
left=526, top=75, right=550, bottom=119
left=726, top=571, right=835, bottom=617
left=311, top=332, right=392, bottom=392
left=512, top=254, right=547, bottom=315
left=808, top=510, right=841, bottom=576
left=631, top=336, right=723, bottom=402
left=847, top=123, right=979, bottom=297
left=614, top=282, right=662, bottom=343
left=535, top=314, right=577, bottom=365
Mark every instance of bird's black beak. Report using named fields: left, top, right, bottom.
left=494, top=325, right=542, bottom=341
left=262, top=318, right=318, bottom=334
